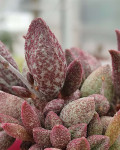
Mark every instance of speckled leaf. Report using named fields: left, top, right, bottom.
left=44, top=148, right=61, bottom=150
left=109, top=50, right=120, bottom=97
left=89, top=94, right=110, bottom=116
left=115, top=29, right=120, bottom=51
left=68, top=123, right=87, bottom=140
left=43, top=99, right=64, bottom=116
left=21, top=101, right=41, bottom=134
left=25, top=18, right=67, bottom=99
left=109, top=136, right=120, bottom=150
left=81, top=65, right=114, bottom=102
left=0, top=131, right=15, bottom=150
left=60, top=97, right=95, bottom=127
left=12, top=86, right=31, bottom=98
left=66, top=137, right=90, bottom=150
left=28, top=144, right=43, bottom=150
left=0, top=113, right=20, bottom=124
left=87, top=112, right=103, bottom=136
left=50, top=125, right=71, bottom=149
left=87, top=135, right=110, bottom=150
left=2, top=123, right=32, bottom=141
left=33, top=127, right=51, bottom=148
left=61, top=59, right=82, bottom=96
left=105, top=110, right=120, bottom=146
left=0, top=91, right=24, bottom=122
left=65, top=49, right=75, bottom=66
left=0, top=41, right=25, bottom=94
left=45, top=111, right=63, bottom=130
left=101, top=116, right=112, bottom=134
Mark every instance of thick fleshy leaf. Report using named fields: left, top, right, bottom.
left=33, top=127, right=51, bottom=148
left=87, top=112, right=103, bottom=136
left=101, top=116, right=112, bottom=134
left=61, top=59, right=82, bottom=96
left=45, top=111, right=63, bottom=130
left=65, top=49, right=75, bottom=66
left=66, top=137, right=90, bottom=150
left=115, top=29, right=120, bottom=51
left=44, top=148, right=61, bottom=150
left=60, top=97, right=95, bottom=127
left=89, top=94, right=110, bottom=116
left=0, top=113, right=20, bottom=124
left=50, top=125, right=71, bottom=149
left=21, top=101, right=41, bottom=134
left=2, top=123, right=32, bottom=141
left=20, top=141, right=33, bottom=150
left=109, top=50, right=120, bottom=97
left=105, top=110, right=120, bottom=146
left=43, top=99, right=64, bottom=116
left=81, top=65, right=114, bottom=102
left=87, top=135, right=110, bottom=150
left=0, top=131, right=15, bottom=150
left=109, top=136, right=120, bottom=150
left=25, top=18, right=67, bottom=99
left=12, top=86, right=31, bottom=98
left=0, top=91, right=24, bottom=122
left=68, top=123, right=87, bottom=140
left=0, top=41, right=25, bottom=94
left=29, top=144, right=43, bottom=150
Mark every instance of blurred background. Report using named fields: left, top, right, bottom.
left=0, top=0, right=120, bottom=69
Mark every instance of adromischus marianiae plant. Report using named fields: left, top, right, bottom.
left=0, top=18, right=120, bottom=150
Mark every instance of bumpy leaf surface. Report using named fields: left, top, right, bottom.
left=25, top=18, right=67, bottom=99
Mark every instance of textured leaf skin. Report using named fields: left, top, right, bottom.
left=115, top=29, right=120, bottom=51
left=87, top=135, right=110, bottom=150
left=101, top=116, right=112, bottom=134
left=87, top=112, right=103, bottom=136
left=43, top=99, right=64, bottom=116
left=12, top=86, right=31, bottom=98
left=81, top=65, right=114, bottom=102
left=0, top=41, right=25, bottom=94
left=0, top=91, right=24, bottom=122
left=89, top=94, right=110, bottom=116
left=0, top=113, right=20, bottom=124
left=105, top=110, right=120, bottom=146
left=61, top=59, right=82, bottom=96
left=33, top=127, right=51, bottom=148
left=60, top=97, right=95, bottom=127
left=65, top=49, right=75, bottom=66
left=2, top=123, right=32, bottom=141
left=109, top=50, right=120, bottom=97
left=109, top=136, right=120, bottom=150
left=66, top=137, right=90, bottom=150
left=29, top=144, right=43, bottom=150
left=0, top=131, right=15, bottom=150
left=50, top=125, right=71, bottom=149
left=21, top=101, right=41, bottom=134
left=68, top=123, right=87, bottom=140
left=44, top=148, right=61, bottom=150
left=25, top=18, right=67, bottom=99
left=45, top=111, right=63, bottom=130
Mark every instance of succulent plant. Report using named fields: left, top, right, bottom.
left=0, top=17, right=120, bottom=150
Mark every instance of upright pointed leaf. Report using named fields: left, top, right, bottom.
left=65, top=49, right=75, bottom=66
left=109, top=50, right=120, bottom=97
left=61, top=59, right=82, bottom=96
left=0, top=41, right=25, bottom=94
left=25, top=18, right=67, bottom=99
left=21, top=101, right=41, bottom=134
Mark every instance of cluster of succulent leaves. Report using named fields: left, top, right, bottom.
left=0, top=18, right=120, bottom=150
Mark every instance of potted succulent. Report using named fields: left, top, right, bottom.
left=0, top=18, right=120, bottom=150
